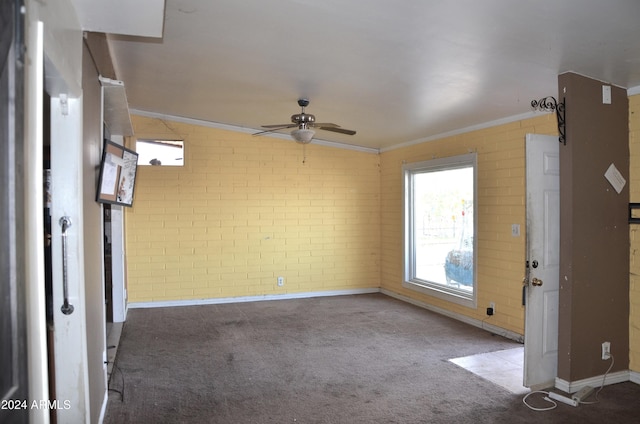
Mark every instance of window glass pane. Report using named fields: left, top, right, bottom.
left=413, top=167, right=473, bottom=291
left=403, top=153, right=476, bottom=306
left=136, top=139, right=184, bottom=166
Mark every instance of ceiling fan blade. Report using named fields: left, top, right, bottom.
left=312, top=122, right=340, bottom=128
left=261, top=124, right=296, bottom=128
left=318, top=126, right=356, bottom=135
left=253, top=124, right=297, bottom=137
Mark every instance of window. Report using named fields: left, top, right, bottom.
left=136, top=139, right=184, bottom=166
left=403, top=153, right=477, bottom=307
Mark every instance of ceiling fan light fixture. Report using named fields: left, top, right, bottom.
left=291, top=128, right=315, bottom=143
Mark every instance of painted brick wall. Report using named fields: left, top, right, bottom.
left=125, top=115, right=380, bottom=302
left=380, top=114, right=557, bottom=335
left=126, top=104, right=639, bottom=366
left=629, top=94, right=640, bottom=373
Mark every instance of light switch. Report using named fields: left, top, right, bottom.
left=603, top=85, right=611, bottom=104
left=511, top=224, right=520, bottom=237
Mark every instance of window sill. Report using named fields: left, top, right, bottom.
left=402, top=280, right=476, bottom=309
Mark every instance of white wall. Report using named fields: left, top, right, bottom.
left=32, top=0, right=83, bottom=97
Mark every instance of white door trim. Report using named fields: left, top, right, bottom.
left=24, top=19, right=51, bottom=423
left=50, top=94, right=91, bottom=423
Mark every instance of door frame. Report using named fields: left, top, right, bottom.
left=49, top=93, right=92, bottom=423
left=24, top=17, right=51, bottom=424
left=104, top=134, right=128, bottom=324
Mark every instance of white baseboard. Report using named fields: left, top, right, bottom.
left=128, top=288, right=380, bottom=309
left=631, top=371, right=640, bottom=385
left=555, top=370, right=630, bottom=394
left=380, top=288, right=524, bottom=343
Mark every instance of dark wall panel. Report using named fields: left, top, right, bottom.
left=558, top=72, right=629, bottom=382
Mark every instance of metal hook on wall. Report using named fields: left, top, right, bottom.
left=531, top=96, right=566, bottom=145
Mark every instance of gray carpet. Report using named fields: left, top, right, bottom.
left=104, top=293, right=640, bottom=423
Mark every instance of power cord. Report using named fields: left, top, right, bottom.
left=522, top=353, right=615, bottom=411
left=480, top=315, right=492, bottom=332
left=578, top=353, right=615, bottom=405
left=522, top=391, right=557, bottom=411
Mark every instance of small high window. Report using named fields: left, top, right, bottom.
left=136, top=139, right=184, bottom=166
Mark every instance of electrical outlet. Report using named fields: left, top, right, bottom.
left=277, top=276, right=284, bottom=287
left=486, top=302, right=495, bottom=316
left=602, top=341, right=611, bottom=360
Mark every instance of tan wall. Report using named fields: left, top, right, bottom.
left=630, top=93, right=640, bottom=372
left=125, top=116, right=380, bottom=302
left=380, top=114, right=557, bottom=335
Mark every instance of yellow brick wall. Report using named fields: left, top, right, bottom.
left=126, top=104, right=639, bottom=365
left=630, top=94, right=640, bottom=373
left=125, top=115, right=380, bottom=302
left=380, top=114, right=557, bottom=335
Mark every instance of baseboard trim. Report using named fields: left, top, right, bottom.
left=555, top=370, right=630, bottom=394
left=631, top=371, right=640, bottom=384
left=380, top=288, right=524, bottom=343
left=128, top=288, right=380, bottom=309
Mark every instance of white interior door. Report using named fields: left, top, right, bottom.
left=524, top=133, right=560, bottom=389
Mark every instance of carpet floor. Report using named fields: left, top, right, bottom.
left=104, top=293, right=640, bottom=423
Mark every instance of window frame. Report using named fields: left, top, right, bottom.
left=136, top=139, right=185, bottom=167
left=402, top=153, right=478, bottom=308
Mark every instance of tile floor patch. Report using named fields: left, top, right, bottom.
left=449, top=347, right=529, bottom=395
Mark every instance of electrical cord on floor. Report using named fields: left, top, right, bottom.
left=522, top=390, right=558, bottom=411
left=578, top=353, right=615, bottom=405
left=522, top=353, right=615, bottom=411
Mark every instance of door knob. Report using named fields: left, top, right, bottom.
left=531, top=277, right=543, bottom=286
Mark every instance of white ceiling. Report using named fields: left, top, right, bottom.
left=97, top=0, right=640, bottom=151
left=71, top=0, right=165, bottom=37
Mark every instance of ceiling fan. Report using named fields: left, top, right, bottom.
left=254, top=99, right=356, bottom=143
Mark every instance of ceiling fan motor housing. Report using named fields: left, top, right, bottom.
left=256, top=98, right=355, bottom=136
left=291, top=113, right=315, bottom=126
left=292, top=98, right=314, bottom=128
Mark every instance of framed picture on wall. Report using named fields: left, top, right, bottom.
left=96, top=140, right=139, bottom=207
